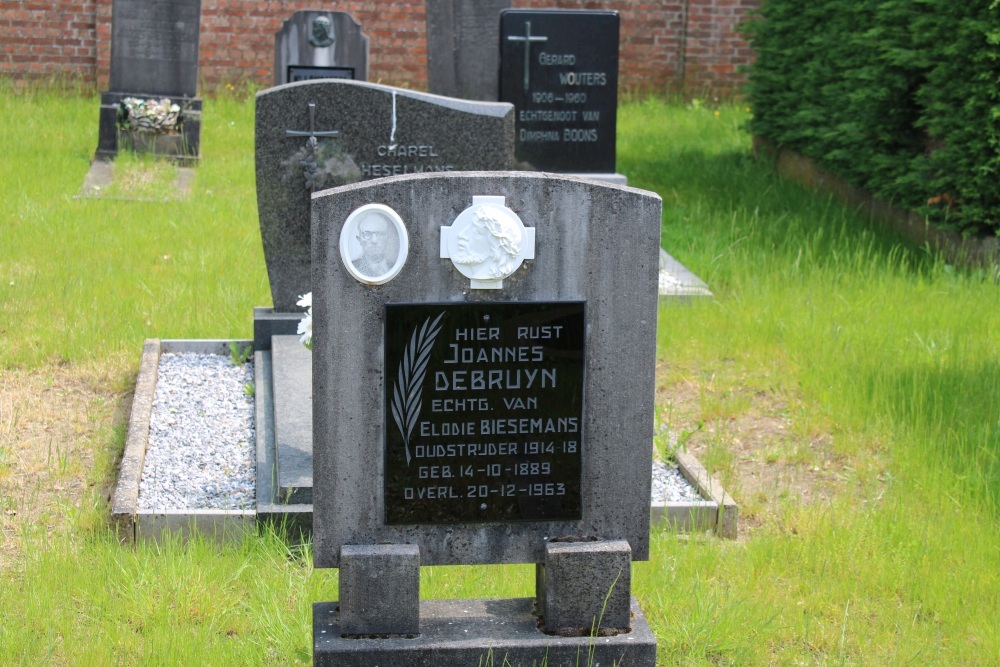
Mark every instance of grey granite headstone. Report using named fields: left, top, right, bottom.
left=273, top=11, right=369, bottom=86
left=109, top=0, right=201, bottom=97
left=311, top=171, right=660, bottom=568
left=425, top=0, right=510, bottom=101
left=255, top=80, right=514, bottom=311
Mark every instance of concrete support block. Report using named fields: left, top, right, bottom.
left=339, top=544, right=420, bottom=636
left=537, top=539, right=632, bottom=633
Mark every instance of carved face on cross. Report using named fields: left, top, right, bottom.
left=453, top=205, right=523, bottom=278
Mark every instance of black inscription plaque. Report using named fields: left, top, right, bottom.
left=287, top=65, right=355, bottom=83
left=384, top=302, right=585, bottom=525
left=499, top=9, right=619, bottom=173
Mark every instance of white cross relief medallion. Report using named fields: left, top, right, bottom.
left=440, top=196, right=536, bottom=290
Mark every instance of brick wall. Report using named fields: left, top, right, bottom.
left=0, top=0, right=758, bottom=96
left=0, top=0, right=98, bottom=84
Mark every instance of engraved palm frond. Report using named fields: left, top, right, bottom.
left=391, top=312, right=445, bottom=465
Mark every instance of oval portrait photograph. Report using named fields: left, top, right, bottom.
left=339, top=204, right=409, bottom=285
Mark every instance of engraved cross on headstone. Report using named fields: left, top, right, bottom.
left=507, top=21, right=548, bottom=91
left=285, top=101, right=339, bottom=138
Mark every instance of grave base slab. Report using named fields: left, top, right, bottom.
left=313, top=596, right=656, bottom=667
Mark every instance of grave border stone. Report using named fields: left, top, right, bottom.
left=112, top=341, right=737, bottom=547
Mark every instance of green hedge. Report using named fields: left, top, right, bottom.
left=744, top=0, right=1000, bottom=236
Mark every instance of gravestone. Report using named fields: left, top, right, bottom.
left=254, top=81, right=516, bottom=525
left=425, top=0, right=510, bottom=101
left=95, top=0, right=203, bottom=163
left=499, top=9, right=623, bottom=183
left=255, top=79, right=515, bottom=313
left=310, top=171, right=660, bottom=665
left=273, top=11, right=369, bottom=85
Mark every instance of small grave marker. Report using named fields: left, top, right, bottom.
left=273, top=11, right=369, bottom=86
left=94, top=0, right=203, bottom=163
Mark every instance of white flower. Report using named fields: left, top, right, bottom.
left=297, top=292, right=313, bottom=351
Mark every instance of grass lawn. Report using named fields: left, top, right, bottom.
left=0, top=88, right=997, bottom=665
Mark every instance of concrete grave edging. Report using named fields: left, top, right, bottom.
left=111, top=338, right=256, bottom=545
left=113, top=338, right=738, bottom=544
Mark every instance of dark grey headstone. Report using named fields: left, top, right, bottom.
left=499, top=10, right=619, bottom=173
left=425, top=0, right=510, bottom=101
left=311, top=172, right=661, bottom=568
left=255, top=80, right=514, bottom=311
left=109, top=0, right=201, bottom=97
left=96, top=0, right=202, bottom=163
left=273, top=11, right=369, bottom=86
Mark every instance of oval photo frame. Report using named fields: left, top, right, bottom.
left=339, top=204, right=409, bottom=285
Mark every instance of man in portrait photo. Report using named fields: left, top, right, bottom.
left=351, top=213, right=398, bottom=278
left=309, top=16, right=334, bottom=48
left=453, top=205, right=523, bottom=279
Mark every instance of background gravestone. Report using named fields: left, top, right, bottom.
left=254, top=83, right=515, bottom=519
left=425, top=0, right=510, bottom=101
left=255, top=79, right=514, bottom=313
left=310, top=171, right=660, bottom=664
left=94, top=0, right=203, bottom=162
left=273, top=10, right=369, bottom=85
left=499, top=9, right=620, bottom=179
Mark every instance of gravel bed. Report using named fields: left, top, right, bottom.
left=651, top=459, right=706, bottom=504
left=138, top=353, right=256, bottom=510
left=137, top=352, right=704, bottom=510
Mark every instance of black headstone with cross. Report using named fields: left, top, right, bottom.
left=499, top=9, right=620, bottom=175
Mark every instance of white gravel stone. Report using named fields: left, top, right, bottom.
left=138, top=353, right=255, bottom=510
left=651, top=459, right=705, bottom=504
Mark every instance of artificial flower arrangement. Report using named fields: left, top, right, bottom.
left=118, top=97, right=182, bottom=134
left=297, top=293, right=313, bottom=350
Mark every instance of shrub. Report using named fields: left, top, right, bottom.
left=744, top=0, right=1000, bottom=236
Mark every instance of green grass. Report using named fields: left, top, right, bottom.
left=623, top=98, right=999, bottom=665
left=0, top=89, right=268, bottom=367
left=1, top=91, right=998, bottom=665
